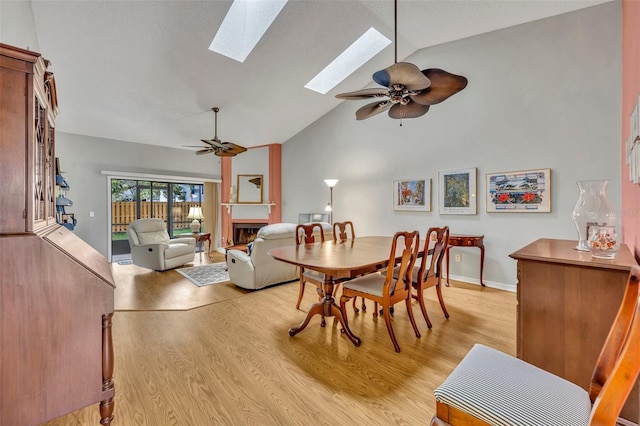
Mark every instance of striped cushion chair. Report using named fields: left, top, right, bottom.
left=431, top=265, right=640, bottom=426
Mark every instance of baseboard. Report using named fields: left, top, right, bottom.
left=445, top=274, right=516, bottom=293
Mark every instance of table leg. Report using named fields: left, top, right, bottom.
left=445, top=246, right=451, bottom=287
left=288, top=275, right=361, bottom=347
left=479, top=244, right=485, bottom=286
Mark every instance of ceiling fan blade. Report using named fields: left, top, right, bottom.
left=355, top=101, right=392, bottom=120
left=215, top=151, right=238, bottom=157
left=410, top=69, right=468, bottom=105
left=220, top=142, right=247, bottom=154
left=388, top=102, right=430, bottom=119
left=196, top=148, right=214, bottom=155
left=373, top=62, right=430, bottom=91
left=201, top=138, right=223, bottom=148
left=335, top=88, right=389, bottom=100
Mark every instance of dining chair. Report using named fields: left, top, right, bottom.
left=393, top=226, right=450, bottom=328
left=332, top=221, right=355, bottom=243
left=430, top=265, right=640, bottom=426
left=339, top=230, right=421, bottom=352
left=294, top=223, right=326, bottom=311
left=332, top=221, right=367, bottom=314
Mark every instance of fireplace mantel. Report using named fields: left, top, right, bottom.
left=221, top=202, right=275, bottom=214
left=219, top=144, right=282, bottom=249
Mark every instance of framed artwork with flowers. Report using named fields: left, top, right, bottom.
left=486, top=168, right=551, bottom=213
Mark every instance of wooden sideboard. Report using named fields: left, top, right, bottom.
left=510, top=238, right=639, bottom=423
left=1, top=43, right=115, bottom=425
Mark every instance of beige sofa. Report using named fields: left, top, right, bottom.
left=226, top=222, right=331, bottom=290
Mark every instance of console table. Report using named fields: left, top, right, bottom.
left=446, top=234, right=485, bottom=286
left=510, top=238, right=639, bottom=423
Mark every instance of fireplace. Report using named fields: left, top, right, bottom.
left=233, top=222, right=268, bottom=245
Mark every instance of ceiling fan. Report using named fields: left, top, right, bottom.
left=186, top=107, right=247, bottom=157
left=335, top=0, right=468, bottom=121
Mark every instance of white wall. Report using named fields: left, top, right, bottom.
left=281, top=3, right=622, bottom=289
left=56, top=133, right=221, bottom=257
left=1, top=1, right=39, bottom=51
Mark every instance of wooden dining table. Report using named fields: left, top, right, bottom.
left=268, top=235, right=424, bottom=347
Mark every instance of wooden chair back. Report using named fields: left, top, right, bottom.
left=382, top=231, right=421, bottom=300
left=589, top=265, right=640, bottom=424
left=294, top=223, right=326, bottom=311
left=332, top=221, right=355, bottom=243
left=295, top=223, right=325, bottom=245
left=417, top=226, right=450, bottom=285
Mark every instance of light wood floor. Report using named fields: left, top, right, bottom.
left=114, top=252, right=251, bottom=311
left=43, top=254, right=517, bottom=426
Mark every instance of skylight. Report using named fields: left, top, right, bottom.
left=209, top=0, right=288, bottom=63
left=305, top=27, right=391, bottom=95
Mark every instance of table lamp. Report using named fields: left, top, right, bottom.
left=187, top=206, right=204, bottom=233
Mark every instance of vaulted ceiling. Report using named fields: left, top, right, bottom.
left=27, top=0, right=611, bottom=150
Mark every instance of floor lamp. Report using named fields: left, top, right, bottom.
left=324, top=179, right=339, bottom=224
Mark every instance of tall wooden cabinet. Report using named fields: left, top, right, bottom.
left=0, top=43, right=116, bottom=425
left=510, top=238, right=639, bottom=424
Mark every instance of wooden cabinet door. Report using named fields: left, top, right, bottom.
left=1, top=43, right=58, bottom=233
left=0, top=48, right=34, bottom=233
left=32, top=92, right=57, bottom=229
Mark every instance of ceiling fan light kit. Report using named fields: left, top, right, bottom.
left=185, top=107, right=247, bottom=157
left=336, top=0, right=468, bottom=122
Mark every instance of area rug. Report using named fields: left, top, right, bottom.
left=176, top=263, right=230, bottom=287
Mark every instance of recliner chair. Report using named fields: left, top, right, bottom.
left=126, top=218, right=196, bottom=271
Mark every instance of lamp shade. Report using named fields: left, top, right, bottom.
left=187, top=206, right=204, bottom=233
left=187, top=206, right=204, bottom=219
left=324, top=179, right=339, bottom=188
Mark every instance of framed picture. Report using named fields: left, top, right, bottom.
left=393, top=179, right=431, bottom=211
left=438, top=168, right=477, bottom=215
left=486, top=168, right=551, bottom=213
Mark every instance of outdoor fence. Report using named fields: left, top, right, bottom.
left=111, top=201, right=200, bottom=232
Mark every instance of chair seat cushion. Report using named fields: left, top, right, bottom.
left=165, top=243, right=195, bottom=258
left=392, top=265, right=420, bottom=283
left=303, top=269, right=325, bottom=282
left=343, top=273, right=385, bottom=297
left=434, top=344, right=591, bottom=426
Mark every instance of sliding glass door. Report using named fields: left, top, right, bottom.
left=110, top=178, right=203, bottom=259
